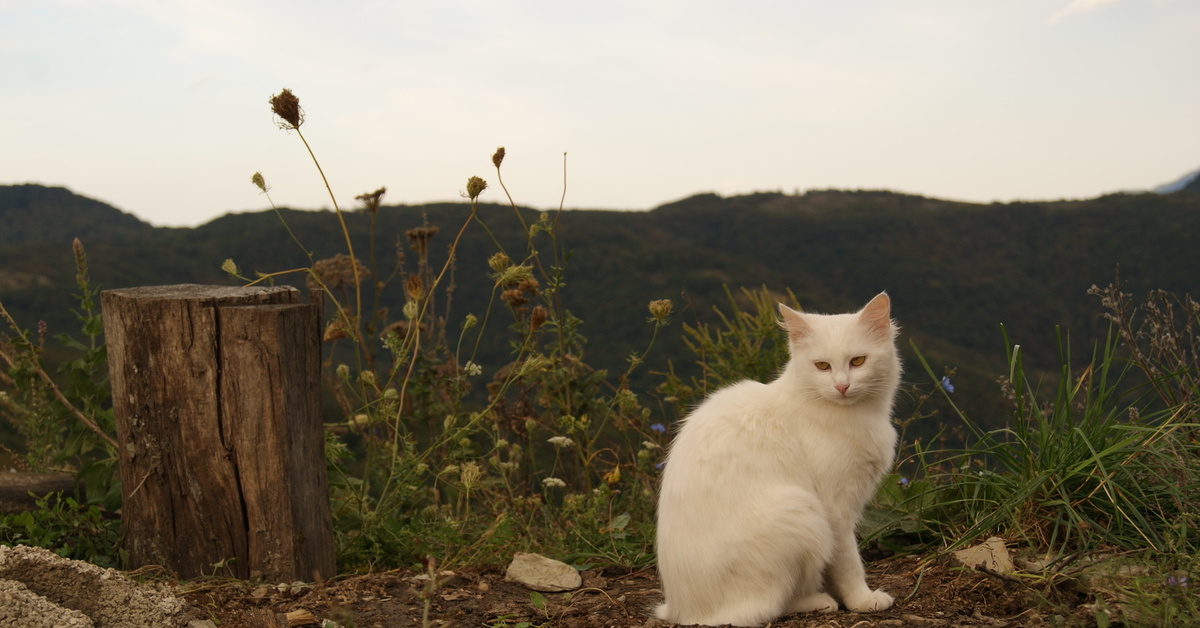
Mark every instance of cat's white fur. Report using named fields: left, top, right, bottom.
left=655, top=293, right=900, bottom=626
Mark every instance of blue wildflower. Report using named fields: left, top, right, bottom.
left=1167, top=575, right=1189, bottom=588
left=940, top=375, right=955, bottom=393
left=650, top=423, right=666, bottom=434
left=898, top=476, right=910, bottom=487
left=655, top=461, right=666, bottom=471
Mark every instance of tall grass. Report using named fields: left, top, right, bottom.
left=243, top=89, right=673, bottom=571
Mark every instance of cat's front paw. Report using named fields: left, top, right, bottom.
left=845, top=589, right=893, bottom=613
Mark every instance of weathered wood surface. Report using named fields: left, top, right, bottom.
left=0, top=472, right=78, bottom=514
left=101, top=284, right=334, bottom=581
left=219, top=302, right=335, bottom=582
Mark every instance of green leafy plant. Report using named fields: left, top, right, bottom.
left=0, top=239, right=118, bottom=504
left=0, top=492, right=123, bottom=568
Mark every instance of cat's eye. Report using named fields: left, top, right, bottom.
left=850, top=356, right=867, bottom=367
left=814, top=361, right=831, bottom=371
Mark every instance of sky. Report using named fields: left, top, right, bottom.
left=2, top=0, right=1198, bottom=227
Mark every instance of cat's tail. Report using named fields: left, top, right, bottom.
left=653, top=602, right=671, bottom=621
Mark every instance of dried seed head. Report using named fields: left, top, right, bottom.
left=269, top=88, right=304, bottom=129
left=251, top=172, right=268, bottom=193
left=405, top=274, right=425, bottom=300
left=517, top=277, right=540, bottom=297
left=466, top=176, right=488, bottom=201
left=308, top=254, right=370, bottom=290
left=488, top=252, right=511, bottom=273
left=529, top=305, right=548, bottom=330
left=355, top=187, right=387, bottom=213
left=72, top=238, right=88, bottom=280
left=648, top=299, right=673, bottom=323
left=492, top=146, right=506, bottom=168
left=501, top=288, right=527, bottom=309
left=405, top=226, right=440, bottom=255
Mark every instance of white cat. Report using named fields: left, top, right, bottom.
left=655, top=293, right=900, bottom=626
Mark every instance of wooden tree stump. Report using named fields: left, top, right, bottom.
left=101, top=284, right=335, bottom=581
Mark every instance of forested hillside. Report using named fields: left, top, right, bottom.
left=3, top=183, right=1198, bottom=434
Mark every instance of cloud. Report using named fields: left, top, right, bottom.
left=1047, top=0, right=1124, bottom=23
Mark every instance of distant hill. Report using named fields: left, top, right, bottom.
left=1155, top=167, right=1200, bottom=194
left=3, top=183, right=1199, bottom=436
left=0, top=185, right=154, bottom=245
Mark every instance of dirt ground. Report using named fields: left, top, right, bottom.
left=179, top=555, right=1100, bottom=628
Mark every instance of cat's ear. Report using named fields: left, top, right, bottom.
left=858, top=292, right=896, bottom=339
left=778, top=303, right=812, bottom=342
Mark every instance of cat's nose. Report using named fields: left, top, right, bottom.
left=836, top=383, right=850, bottom=395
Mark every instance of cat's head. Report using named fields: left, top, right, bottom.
left=778, top=292, right=901, bottom=406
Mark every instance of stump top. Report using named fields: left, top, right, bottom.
left=102, top=284, right=299, bottom=302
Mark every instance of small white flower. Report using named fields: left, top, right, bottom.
left=464, top=361, right=483, bottom=376
left=547, top=436, right=575, bottom=448
left=641, top=441, right=660, bottom=450
left=542, top=477, right=566, bottom=489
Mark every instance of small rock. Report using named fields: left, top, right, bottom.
left=504, top=552, right=582, bottom=592
left=952, top=536, right=1014, bottom=574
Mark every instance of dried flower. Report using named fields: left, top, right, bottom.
left=355, top=186, right=386, bottom=213
left=517, top=277, right=540, bottom=297
left=251, top=172, right=269, bottom=193
left=405, top=274, right=425, bottom=300
left=547, top=435, right=575, bottom=448
left=488, top=252, right=511, bottom=273
left=603, top=467, right=621, bottom=484
left=460, top=462, right=483, bottom=490
left=221, top=258, right=240, bottom=277
left=496, top=263, right=534, bottom=287
left=466, top=176, right=488, bottom=201
left=308, top=254, right=370, bottom=290
left=501, top=289, right=527, bottom=309
left=529, top=305, right=548, bottom=330
left=541, top=477, right=566, bottom=489
left=648, top=299, right=673, bottom=323
left=269, top=88, right=304, bottom=129
left=405, top=226, right=440, bottom=255
left=323, top=318, right=351, bottom=342
left=492, top=146, right=506, bottom=168
left=71, top=238, right=88, bottom=285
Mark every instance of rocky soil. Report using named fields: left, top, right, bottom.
left=0, top=543, right=1105, bottom=627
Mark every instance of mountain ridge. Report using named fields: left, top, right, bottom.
left=3, top=183, right=1198, bottom=434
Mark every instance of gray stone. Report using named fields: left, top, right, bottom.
left=504, top=552, right=582, bottom=592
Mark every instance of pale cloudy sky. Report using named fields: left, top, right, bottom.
left=2, top=0, right=1197, bottom=226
